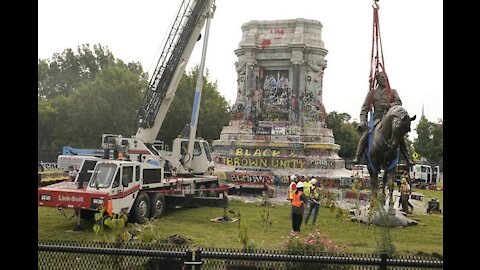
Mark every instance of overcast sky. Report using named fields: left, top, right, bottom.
left=38, top=0, right=442, bottom=138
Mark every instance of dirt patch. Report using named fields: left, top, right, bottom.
left=168, top=234, right=189, bottom=245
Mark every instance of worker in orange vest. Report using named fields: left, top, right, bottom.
left=291, top=181, right=308, bottom=232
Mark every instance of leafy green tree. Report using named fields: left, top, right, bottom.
left=38, top=45, right=230, bottom=151
left=326, top=112, right=359, bottom=158
left=413, top=116, right=443, bottom=165
left=158, top=66, right=231, bottom=148
left=413, top=116, right=432, bottom=161
left=63, top=65, right=146, bottom=148
left=38, top=44, right=142, bottom=99
left=38, top=44, right=147, bottom=149
left=429, top=119, right=443, bottom=164
left=38, top=98, right=58, bottom=148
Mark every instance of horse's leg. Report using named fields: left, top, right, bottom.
left=386, top=171, right=396, bottom=215
left=370, top=174, right=378, bottom=203
left=379, top=169, right=388, bottom=208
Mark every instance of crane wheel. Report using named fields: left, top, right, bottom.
left=149, top=193, right=166, bottom=219
left=129, top=193, right=150, bottom=224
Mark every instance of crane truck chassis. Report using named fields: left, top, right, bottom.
left=38, top=156, right=228, bottom=223
left=38, top=0, right=227, bottom=224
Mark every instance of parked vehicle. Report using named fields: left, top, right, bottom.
left=38, top=0, right=226, bottom=224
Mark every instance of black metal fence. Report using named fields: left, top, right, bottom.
left=38, top=240, right=443, bottom=270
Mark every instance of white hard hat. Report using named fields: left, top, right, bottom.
left=290, top=175, right=297, bottom=181
left=296, top=182, right=304, bottom=188
left=310, top=178, right=317, bottom=185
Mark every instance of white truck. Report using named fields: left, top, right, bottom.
left=410, top=164, right=441, bottom=187
left=38, top=0, right=226, bottom=224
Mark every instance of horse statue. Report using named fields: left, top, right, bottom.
left=364, top=105, right=417, bottom=226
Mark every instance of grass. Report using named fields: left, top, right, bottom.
left=38, top=195, right=443, bottom=256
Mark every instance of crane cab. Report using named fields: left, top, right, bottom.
left=171, top=137, right=214, bottom=175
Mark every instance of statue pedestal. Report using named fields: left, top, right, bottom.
left=212, top=120, right=352, bottom=185
left=213, top=19, right=351, bottom=188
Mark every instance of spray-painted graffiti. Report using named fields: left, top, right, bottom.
left=234, top=148, right=301, bottom=157
left=235, top=148, right=281, bottom=157
left=232, top=61, right=247, bottom=113
left=225, top=157, right=306, bottom=169
left=260, top=71, right=291, bottom=121
left=305, top=59, right=327, bottom=122
left=228, top=171, right=274, bottom=185
left=308, top=159, right=336, bottom=169
left=274, top=174, right=290, bottom=185
left=303, top=92, right=321, bottom=122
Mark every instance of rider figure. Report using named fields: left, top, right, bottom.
left=352, top=71, right=414, bottom=166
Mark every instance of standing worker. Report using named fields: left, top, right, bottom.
left=291, top=181, right=308, bottom=233
left=400, top=178, right=412, bottom=214
left=68, top=165, right=78, bottom=182
left=287, top=175, right=297, bottom=201
left=303, top=177, right=313, bottom=210
left=304, top=178, right=321, bottom=226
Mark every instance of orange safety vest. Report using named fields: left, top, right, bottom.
left=292, top=191, right=304, bottom=207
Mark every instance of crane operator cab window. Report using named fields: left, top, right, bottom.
left=180, top=141, right=202, bottom=156
left=90, top=163, right=117, bottom=189
left=121, top=166, right=133, bottom=187
left=202, top=141, right=213, bottom=162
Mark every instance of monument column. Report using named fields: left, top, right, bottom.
left=245, top=53, right=257, bottom=121
left=289, top=50, right=304, bottom=124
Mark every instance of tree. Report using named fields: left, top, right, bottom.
left=38, top=98, right=58, bottom=148
left=38, top=44, right=147, bottom=149
left=38, top=44, right=143, bottom=99
left=38, top=45, right=231, bottom=151
left=413, top=116, right=443, bottom=165
left=326, top=112, right=359, bottom=158
left=413, top=116, right=432, bottom=161
left=429, top=120, right=443, bottom=165
left=63, top=65, right=146, bottom=148
left=158, top=66, right=231, bottom=147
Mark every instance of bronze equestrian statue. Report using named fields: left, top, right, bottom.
left=366, top=105, right=416, bottom=210
left=353, top=72, right=414, bottom=166
left=353, top=71, right=417, bottom=225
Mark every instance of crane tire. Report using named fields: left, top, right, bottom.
left=129, top=193, right=150, bottom=224
left=149, top=193, right=166, bottom=219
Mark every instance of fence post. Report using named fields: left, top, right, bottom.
left=380, top=253, right=387, bottom=270
left=195, top=250, right=202, bottom=270
left=185, top=249, right=202, bottom=270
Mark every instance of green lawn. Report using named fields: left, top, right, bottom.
left=38, top=196, right=443, bottom=256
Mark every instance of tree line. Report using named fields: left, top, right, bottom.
left=38, top=44, right=442, bottom=166
left=38, top=44, right=231, bottom=150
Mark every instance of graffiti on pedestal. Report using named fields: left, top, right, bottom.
left=231, top=61, right=247, bottom=114
left=228, top=171, right=274, bottom=186
left=261, top=71, right=291, bottom=121
left=305, top=59, right=327, bottom=122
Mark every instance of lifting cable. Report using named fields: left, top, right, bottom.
left=368, top=0, right=393, bottom=109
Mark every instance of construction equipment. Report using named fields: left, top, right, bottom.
left=38, top=0, right=227, bottom=224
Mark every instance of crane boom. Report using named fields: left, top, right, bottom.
left=135, top=0, right=215, bottom=144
